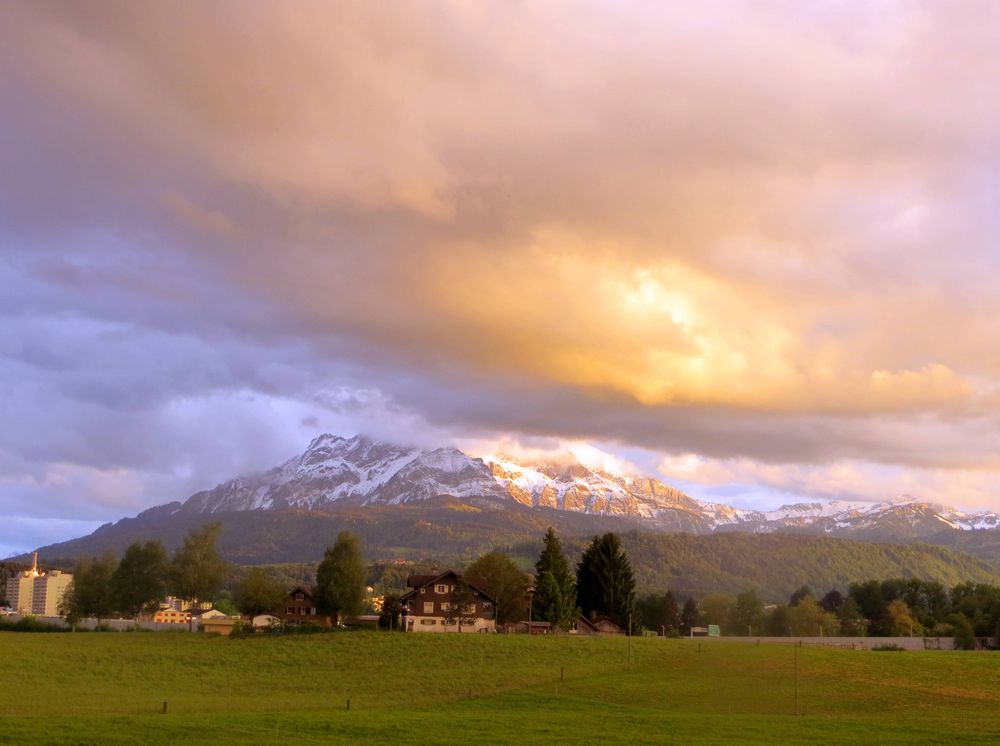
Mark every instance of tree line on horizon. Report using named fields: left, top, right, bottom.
left=13, top=523, right=1000, bottom=647
left=636, top=578, right=1000, bottom=649
left=55, top=523, right=230, bottom=625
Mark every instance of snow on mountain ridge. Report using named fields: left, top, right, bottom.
left=175, top=435, right=1000, bottom=537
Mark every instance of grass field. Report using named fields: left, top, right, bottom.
left=1, top=631, right=998, bottom=744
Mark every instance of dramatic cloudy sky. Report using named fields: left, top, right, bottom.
left=4, top=1, right=1000, bottom=557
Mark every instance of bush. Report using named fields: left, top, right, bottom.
left=0, top=615, right=68, bottom=633
left=871, top=644, right=905, bottom=652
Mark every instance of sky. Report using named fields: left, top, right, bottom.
left=4, top=1, right=1000, bottom=557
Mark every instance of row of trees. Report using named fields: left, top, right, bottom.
left=60, top=524, right=229, bottom=624
left=636, top=578, right=1000, bottom=647
left=443, top=529, right=639, bottom=631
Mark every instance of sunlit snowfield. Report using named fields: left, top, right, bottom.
left=2, top=632, right=998, bottom=744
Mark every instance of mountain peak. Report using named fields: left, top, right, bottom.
left=171, top=434, right=1000, bottom=539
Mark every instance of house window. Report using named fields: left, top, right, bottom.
left=423, top=602, right=434, bottom=614
left=482, top=601, right=491, bottom=609
left=420, top=588, right=426, bottom=594
left=436, top=584, right=446, bottom=593
left=441, top=602, right=451, bottom=611
left=420, top=619, right=436, bottom=625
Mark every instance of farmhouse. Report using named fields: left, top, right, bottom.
left=400, top=571, right=496, bottom=633
left=278, top=586, right=332, bottom=627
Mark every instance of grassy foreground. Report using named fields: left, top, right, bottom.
left=1, top=631, right=998, bottom=744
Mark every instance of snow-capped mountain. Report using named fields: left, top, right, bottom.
left=180, top=434, right=508, bottom=513
left=484, top=454, right=734, bottom=531
left=170, top=434, right=1000, bottom=539
left=739, top=497, right=1000, bottom=536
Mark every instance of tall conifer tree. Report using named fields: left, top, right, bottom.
left=532, top=527, right=578, bottom=630
left=575, top=532, right=636, bottom=629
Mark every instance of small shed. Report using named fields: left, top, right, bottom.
left=201, top=617, right=237, bottom=636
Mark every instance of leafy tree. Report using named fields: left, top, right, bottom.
left=730, top=590, right=765, bottom=636
left=887, top=599, right=922, bottom=636
left=838, top=597, right=867, bottom=636
left=576, top=533, right=637, bottom=629
left=468, top=551, right=531, bottom=626
left=699, top=593, right=735, bottom=630
left=819, top=589, right=844, bottom=614
left=765, top=605, right=791, bottom=636
left=315, top=531, right=367, bottom=623
left=789, top=585, right=813, bottom=607
left=532, top=527, right=579, bottom=630
left=947, top=612, right=976, bottom=650
left=171, top=522, right=229, bottom=604
left=680, top=597, right=699, bottom=636
left=950, top=582, right=1000, bottom=636
left=213, top=594, right=239, bottom=616
left=233, top=567, right=287, bottom=619
left=378, top=594, right=403, bottom=631
left=787, top=596, right=840, bottom=636
left=61, top=552, right=118, bottom=625
left=111, top=540, right=168, bottom=620
left=637, top=591, right=680, bottom=635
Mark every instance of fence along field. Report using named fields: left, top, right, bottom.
left=1, top=631, right=998, bottom=744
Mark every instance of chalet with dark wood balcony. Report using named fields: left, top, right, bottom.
left=400, top=571, right=496, bottom=633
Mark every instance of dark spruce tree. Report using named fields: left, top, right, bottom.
left=636, top=590, right=681, bottom=635
left=576, top=532, right=636, bottom=629
left=532, top=527, right=579, bottom=631
left=315, top=531, right=367, bottom=624
left=680, top=596, right=699, bottom=636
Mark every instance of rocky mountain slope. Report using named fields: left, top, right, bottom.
left=166, top=433, right=1000, bottom=540
left=12, top=434, right=1000, bottom=570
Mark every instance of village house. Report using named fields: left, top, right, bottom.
left=153, top=608, right=191, bottom=625
left=278, top=586, right=332, bottom=627
left=200, top=616, right=237, bottom=636
left=400, top=571, right=496, bottom=633
left=573, top=615, right=626, bottom=636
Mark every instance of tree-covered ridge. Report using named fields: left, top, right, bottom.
left=615, top=532, right=1000, bottom=601
left=20, top=501, right=1000, bottom=604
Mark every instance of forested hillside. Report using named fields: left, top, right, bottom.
left=613, top=532, right=1000, bottom=601
left=18, top=500, right=1000, bottom=603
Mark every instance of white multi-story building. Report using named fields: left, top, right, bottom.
left=5, top=553, right=42, bottom=613
left=32, top=570, right=73, bottom=617
left=4, top=553, right=73, bottom=616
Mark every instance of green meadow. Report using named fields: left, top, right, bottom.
left=1, top=631, right=998, bottom=744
